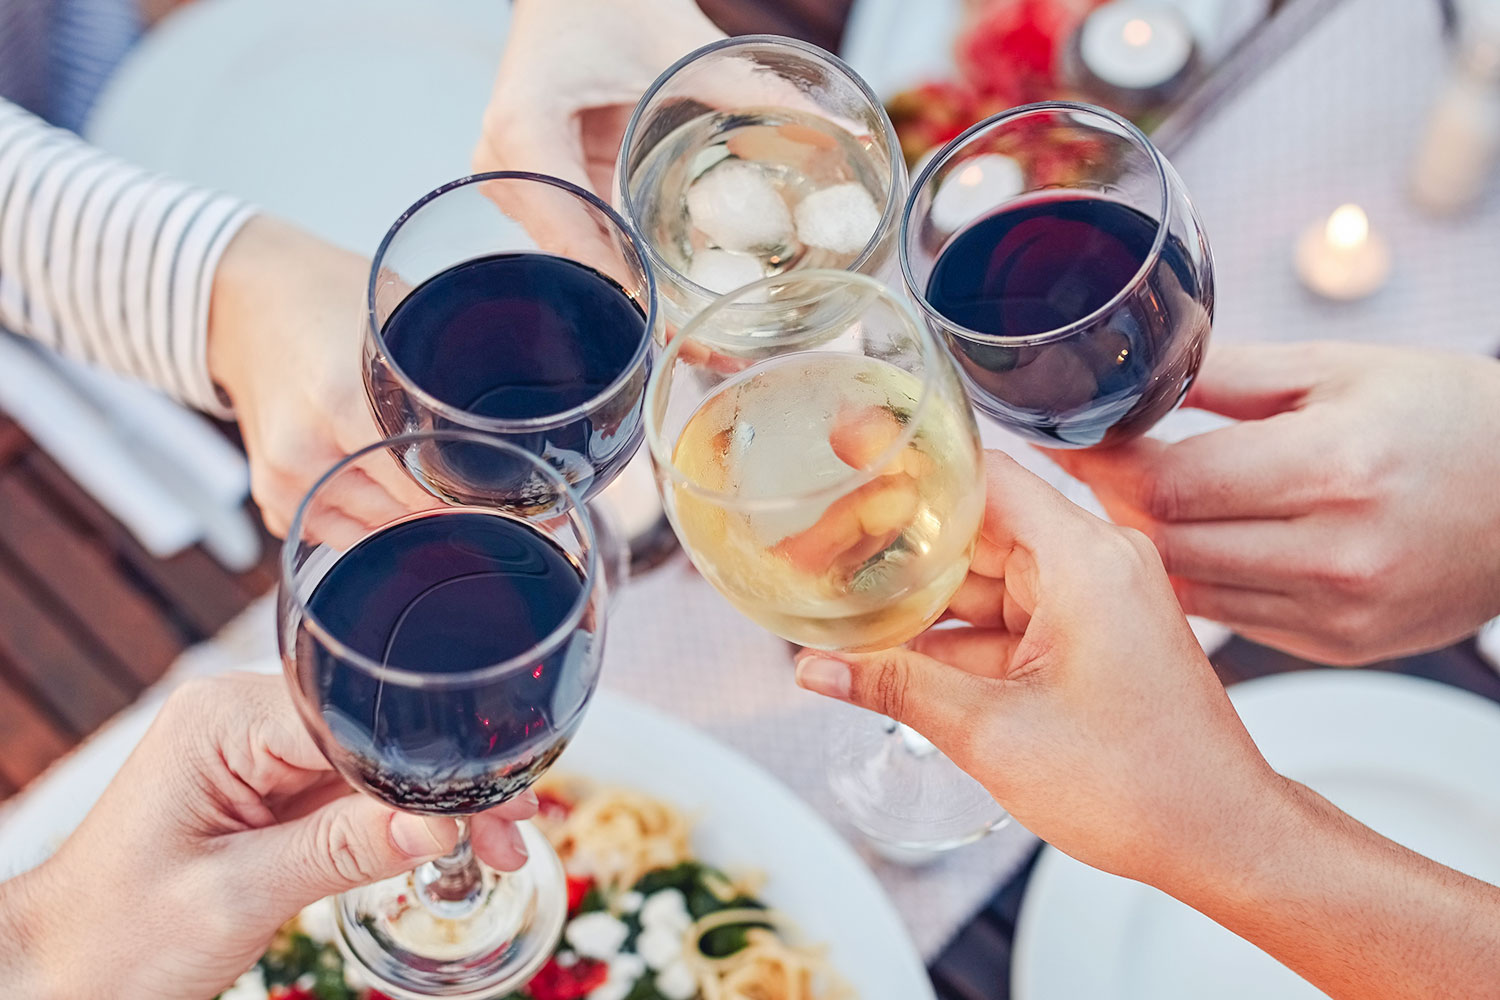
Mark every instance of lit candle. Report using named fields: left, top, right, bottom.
left=930, top=153, right=1025, bottom=233
left=1295, top=204, right=1392, bottom=301
left=1076, top=2, right=1196, bottom=95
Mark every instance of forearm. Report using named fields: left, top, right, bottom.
left=0, top=98, right=253, bottom=414
left=1161, top=777, right=1500, bottom=999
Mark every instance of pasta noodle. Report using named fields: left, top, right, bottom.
left=537, top=776, right=852, bottom=1000
left=538, top=777, right=695, bottom=891
left=686, top=910, right=851, bottom=1000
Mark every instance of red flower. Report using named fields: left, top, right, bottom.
left=957, top=0, right=1083, bottom=106
left=527, top=956, right=610, bottom=1000
left=566, top=875, right=594, bottom=914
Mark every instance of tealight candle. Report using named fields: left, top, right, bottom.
left=1077, top=2, right=1195, bottom=94
left=1295, top=204, right=1392, bottom=301
left=930, top=153, right=1025, bottom=232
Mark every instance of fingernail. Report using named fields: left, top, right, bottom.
left=390, top=813, right=448, bottom=858
left=520, top=788, right=539, bottom=810
left=795, top=656, right=851, bottom=700
left=507, top=823, right=529, bottom=861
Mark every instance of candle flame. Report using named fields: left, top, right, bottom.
left=1123, top=19, right=1153, bottom=47
left=1326, top=204, right=1369, bottom=249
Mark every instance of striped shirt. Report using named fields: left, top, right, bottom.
left=0, top=2, right=254, bottom=415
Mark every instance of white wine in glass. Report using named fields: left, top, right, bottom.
left=669, top=352, right=982, bottom=652
left=647, top=271, right=1007, bottom=854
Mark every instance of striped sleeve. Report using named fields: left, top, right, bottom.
left=0, top=97, right=254, bottom=416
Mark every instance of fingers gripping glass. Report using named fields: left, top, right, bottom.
left=279, top=431, right=604, bottom=999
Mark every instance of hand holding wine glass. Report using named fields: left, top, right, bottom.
left=793, top=449, right=1500, bottom=1000
left=474, top=0, right=724, bottom=197
left=281, top=431, right=606, bottom=999
left=0, top=673, right=535, bottom=1000
left=208, top=216, right=435, bottom=539
left=1044, top=341, right=1500, bottom=664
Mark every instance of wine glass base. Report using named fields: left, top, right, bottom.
left=335, top=821, right=566, bottom=999
left=827, top=712, right=1009, bottom=859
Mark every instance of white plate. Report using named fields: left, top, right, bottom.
left=561, top=692, right=935, bottom=998
left=1012, top=670, right=1500, bottom=999
left=87, top=0, right=508, bottom=254
left=0, top=680, right=933, bottom=999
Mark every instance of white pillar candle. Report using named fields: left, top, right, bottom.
left=1295, top=204, right=1392, bottom=301
left=1079, top=2, right=1195, bottom=90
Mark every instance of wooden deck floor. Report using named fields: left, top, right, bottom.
left=0, top=415, right=277, bottom=799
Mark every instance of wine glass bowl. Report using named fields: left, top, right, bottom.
left=364, top=172, right=656, bottom=502
left=618, top=35, right=907, bottom=333
left=279, top=430, right=603, bottom=999
left=902, top=101, right=1214, bottom=449
left=645, top=270, right=984, bottom=654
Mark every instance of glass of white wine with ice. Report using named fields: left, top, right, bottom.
left=618, top=35, right=905, bottom=336
left=645, top=270, right=1010, bottom=852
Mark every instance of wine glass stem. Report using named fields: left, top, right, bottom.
left=414, top=817, right=487, bottom=918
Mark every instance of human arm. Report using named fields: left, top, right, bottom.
left=473, top=0, right=724, bottom=197
left=0, top=98, right=428, bottom=537
left=793, top=450, right=1500, bottom=999
left=1045, top=341, right=1500, bottom=664
left=0, top=673, right=536, bottom=1000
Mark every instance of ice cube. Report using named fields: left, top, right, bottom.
left=687, top=248, right=767, bottom=299
left=685, top=160, right=795, bottom=253
left=794, top=181, right=882, bottom=255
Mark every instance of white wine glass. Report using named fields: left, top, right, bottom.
left=644, top=269, right=1008, bottom=851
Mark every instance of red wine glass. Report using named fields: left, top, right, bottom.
left=901, top=102, right=1214, bottom=449
left=279, top=430, right=603, bottom=999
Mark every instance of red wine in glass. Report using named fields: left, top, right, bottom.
left=925, top=194, right=1209, bottom=448
left=372, top=252, right=650, bottom=499
left=294, top=508, right=597, bottom=813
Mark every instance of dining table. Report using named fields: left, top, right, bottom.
left=1, top=0, right=1498, bottom=997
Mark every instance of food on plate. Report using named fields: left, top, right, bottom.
left=218, top=777, right=849, bottom=1000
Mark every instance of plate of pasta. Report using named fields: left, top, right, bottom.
left=221, top=690, right=935, bottom=1000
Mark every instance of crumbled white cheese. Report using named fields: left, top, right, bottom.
left=565, top=911, right=630, bottom=960
left=656, top=959, right=699, bottom=1000
left=589, top=953, right=648, bottom=1000
left=637, top=925, right=684, bottom=970
left=555, top=949, right=579, bottom=967
left=640, top=888, right=693, bottom=933
left=219, top=967, right=268, bottom=1000
left=617, top=890, right=645, bottom=914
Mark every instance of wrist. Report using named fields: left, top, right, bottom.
left=206, top=212, right=274, bottom=410
left=1150, top=773, right=1344, bottom=917
left=0, top=861, right=95, bottom=998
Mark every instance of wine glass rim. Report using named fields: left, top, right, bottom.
left=279, top=429, right=601, bottom=688
left=900, top=101, right=1174, bottom=348
left=644, top=269, right=941, bottom=514
left=616, top=34, right=907, bottom=307
left=366, top=170, right=658, bottom=433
